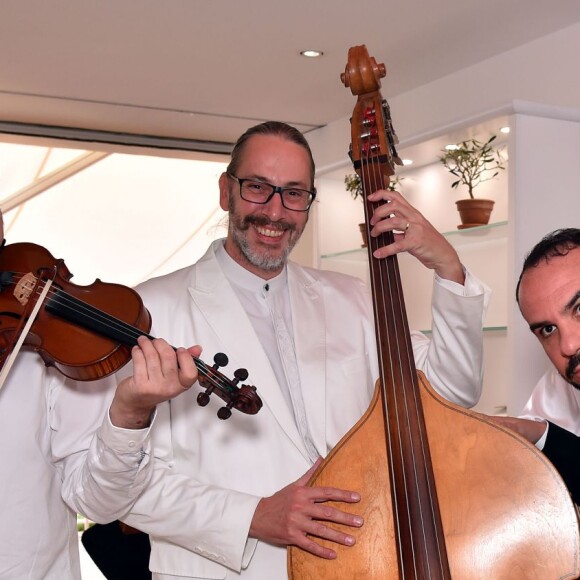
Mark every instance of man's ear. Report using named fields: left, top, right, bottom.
left=218, top=173, right=229, bottom=211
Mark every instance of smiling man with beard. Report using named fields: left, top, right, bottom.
left=71, top=120, right=491, bottom=579
left=491, top=228, right=580, bottom=504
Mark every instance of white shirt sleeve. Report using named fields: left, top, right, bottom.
left=51, top=373, right=155, bottom=523
left=412, top=267, right=491, bottom=408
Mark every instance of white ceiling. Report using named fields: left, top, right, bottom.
left=0, top=1, right=577, bottom=304
left=2, top=0, right=580, bottom=146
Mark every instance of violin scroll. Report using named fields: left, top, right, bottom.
left=196, top=352, right=262, bottom=420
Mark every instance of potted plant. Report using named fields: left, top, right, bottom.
left=439, top=135, right=505, bottom=229
left=344, top=173, right=404, bottom=246
left=344, top=173, right=403, bottom=199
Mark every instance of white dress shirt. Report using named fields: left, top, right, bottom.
left=216, top=243, right=319, bottom=463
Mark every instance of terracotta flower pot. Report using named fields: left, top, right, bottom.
left=455, top=198, right=495, bottom=230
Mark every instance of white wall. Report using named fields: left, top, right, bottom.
left=306, top=23, right=580, bottom=416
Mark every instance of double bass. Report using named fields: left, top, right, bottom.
left=288, top=45, right=580, bottom=579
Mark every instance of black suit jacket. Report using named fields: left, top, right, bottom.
left=543, top=421, right=580, bottom=505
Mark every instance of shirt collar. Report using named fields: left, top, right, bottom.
left=215, top=239, right=287, bottom=295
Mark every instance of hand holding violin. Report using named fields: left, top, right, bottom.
left=0, top=239, right=262, bottom=418
left=367, top=189, right=465, bottom=285
left=110, top=336, right=201, bottom=429
left=250, top=459, right=363, bottom=559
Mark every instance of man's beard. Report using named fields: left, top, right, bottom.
left=565, top=353, right=580, bottom=391
left=228, top=195, right=302, bottom=272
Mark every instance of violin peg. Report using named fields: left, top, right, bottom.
left=197, top=392, right=211, bottom=407
left=213, top=352, right=229, bottom=369
left=233, top=368, right=249, bottom=384
left=217, top=407, right=232, bottom=420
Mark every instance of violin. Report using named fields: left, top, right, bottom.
left=0, top=240, right=262, bottom=420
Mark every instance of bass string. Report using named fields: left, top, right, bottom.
left=359, top=146, right=445, bottom=568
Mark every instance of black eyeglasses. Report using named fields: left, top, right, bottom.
left=227, top=174, right=316, bottom=212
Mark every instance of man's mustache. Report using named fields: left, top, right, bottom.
left=242, top=215, right=296, bottom=232
left=565, top=353, right=580, bottom=382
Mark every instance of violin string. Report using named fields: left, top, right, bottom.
left=2, top=275, right=228, bottom=393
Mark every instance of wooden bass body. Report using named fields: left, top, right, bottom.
left=288, top=372, right=580, bottom=579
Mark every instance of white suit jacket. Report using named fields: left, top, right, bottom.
left=0, top=349, right=153, bottom=578
left=119, top=240, right=488, bottom=579
left=0, top=353, right=82, bottom=579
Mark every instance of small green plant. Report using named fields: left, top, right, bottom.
left=344, top=173, right=404, bottom=199
left=439, top=135, right=505, bottom=199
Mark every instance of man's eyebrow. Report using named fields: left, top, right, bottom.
left=529, top=321, right=549, bottom=333
left=529, top=290, right=580, bottom=332
left=564, top=290, right=580, bottom=313
left=247, top=175, right=307, bottom=188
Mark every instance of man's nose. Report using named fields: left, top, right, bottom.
left=559, top=326, right=580, bottom=358
left=262, top=189, right=285, bottom=217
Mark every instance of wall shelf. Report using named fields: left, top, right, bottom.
left=320, top=221, right=508, bottom=260
left=421, top=326, right=507, bottom=334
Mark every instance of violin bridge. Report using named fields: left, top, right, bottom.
left=14, top=273, right=38, bottom=306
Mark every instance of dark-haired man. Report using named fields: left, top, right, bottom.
left=491, top=228, right=580, bottom=504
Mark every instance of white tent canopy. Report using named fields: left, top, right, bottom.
left=0, top=139, right=229, bottom=287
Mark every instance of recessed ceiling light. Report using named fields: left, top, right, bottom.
left=300, top=50, right=323, bottom=58
left=402, top=159, right=413, bottom=166
left=500, top=126, right=510, bottom=134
